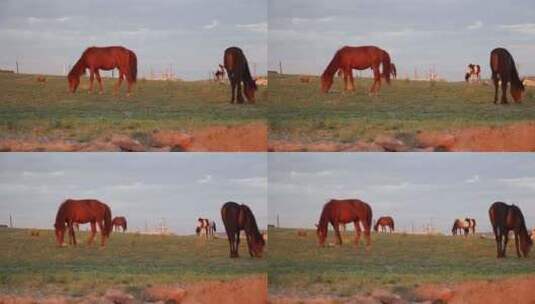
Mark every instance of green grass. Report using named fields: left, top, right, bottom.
left=268, top=228, right=535, bottom=297
left=0, top=73, right=267, bottom=142
left=0, top=229, right=267, bottom=297
left=268, top=74, right=535, bottom=143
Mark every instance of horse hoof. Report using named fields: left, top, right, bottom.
left=98, top=91, right=103, bottom=95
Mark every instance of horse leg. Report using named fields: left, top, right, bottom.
left=229, top=78, right=236, bottom=104
left=501, top=80, right=508, bottom=104
left=494, top=227, right=502, bottom=258
left=227, top=234, right=235, bottom=258
left=88, top=69, right=95, bottom=93
left=502, top=231, right=509, bottom=257
left=492, top=74, right=499, bottom=104
left=362, top=221, right=371, bottom=251
left=95, top=70, right=103, bottom=94
left=348, top=69, right=355, bottom=91
left=333, top=222, right=343, bottom=245
left=235, top=231, right=240, bottom=257
left=97, top=221, right=106, bottom=247
left=354, top=221, right=361, bottom=248
left=114, top=73, right=124, bottom=96
left=237, top=81, right=245, bottom=104
left=126, top=77, right=133, bottom=97
left=371, top=67, right=381, bottom=96
left=88, top=221, right=96, bottom=245
left=514, top=231, right=521, bottom=257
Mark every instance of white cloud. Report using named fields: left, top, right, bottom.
left=27, top=16, right=71, bottom=24
left=203, top=19, right=219, bottom=30
left=22, top=171, right=64, bottom=177
left=467, top=20, right=483, bottom=30
left=236, top=22, right=267, bottom=33
left=197, top=175, right=213, bottom=184
left=289, top=170, right=333, bottom=178
left=370, top=182, right=410, bottom=192
left=291, top=16, right=333, bottom=25
left=465, top=175, right=480, bottom=183
left=499, top=177, right=535, bottom=190
left=499, top=23, right=535, bottom=35
left=229, top=177, right=267, bottom=188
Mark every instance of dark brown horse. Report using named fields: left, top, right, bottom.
left=68, top=46, right=137, bottom=96
left=489, top=202, right=532, bottom=258
left=54, top=199, right=112, bottom=247
left=321, top=46, right=391, bottom=95
left=221, top=201, right=265, bottom=258
left=374, top=216, right=394, bottom=233
left=490, top=48, right=525, bottom=104
left=223, top=47, right=257, bottom=104
left=112, top=216, right=127, bottom=232
left=316, top=199, right=373, bottom=249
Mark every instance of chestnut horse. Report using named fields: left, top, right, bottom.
left=223, top=47, right=257, bottom=104
left=221, top=201, right=265, bottom=258
left=490, top=48, right=525, bottom=104
left=68, top=46, right=137, bottom=96
left=374, top=216, right=394, bottom=233
left=316, top=199, right=373, bottom=249
left=489, top=202, right=532, bottom=258
left=112, top=216, right=127, bottom=232
left=54, top=199, right=112, bottom=247
left=321, top=46, right=391, bottom=95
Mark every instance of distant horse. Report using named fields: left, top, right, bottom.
left=196, top=217, right=216, bottom=238
left=54, top=199, right=112, bottom=247
left=223, top=47, right=257, bottom=104
left=214, top=64, right=225, bottom=82
left=221, top=201, right=265, bottom=258
left=112, top=216, right=127, bottom=232
left=68, top=46, right=137, bottom=96
left=465, top=64, right=481, bottom=83
left=390, top=63, right=397, bottom=79
left=374, top=216, right=395, bottom=233
left=489, top=202, right=532, bottom=258
left=490, top=48, right=525, bottom=104
left=451, top=218, right=475, bottom=236
left=316, top=199, right=373, bottom=249
left=321, top=46, right=391, bottom=95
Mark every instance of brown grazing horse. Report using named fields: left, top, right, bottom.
left=223, top=47, right=257, bottom=104
left=489, top=202, right=532, bottom=258
left=316, top=199, right=373, bottom=249
left=490, top=48, right=525, bottom=104
left=68, top=46, right=137, bottom=96
left=112, top=216, right=127, bottom=232
left=221, top=201, right=265, bottom=258
left=374, top=216, right=395, bottom=233
left=54, top=199, right=112, bottom=247
left=321, top=46, right=391, bottom=95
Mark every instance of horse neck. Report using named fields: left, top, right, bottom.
left=69, top=56, right=87, bottom=78
left=318, top=208, right=330, bottom=233
left=242, top=207, right=262, bottom=241
left=322, top=51, right=341, bottom=80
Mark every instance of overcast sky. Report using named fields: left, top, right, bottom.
left=0, top=0, right=267, bottom=80
left=269, top=0, right=535, bottom=80
left=269, top=153, right=535, bottom=234
left=0, top=153, right=267, bottom=235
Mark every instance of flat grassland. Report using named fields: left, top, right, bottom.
left=268, top=74, right=535, bottom=151
left=269, top=228, right=535, bottom=298
left=0, top=228, right=267, bottom=297
left=0, top=73, right=267, bottom=151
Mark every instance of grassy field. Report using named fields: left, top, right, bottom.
left=268, top=73, right=535, bottom=144
left=268, top=228, right=535, bottom=297
left=0, top=73, right=267, bottom=144
left=0, top=228, right=267, bottom=297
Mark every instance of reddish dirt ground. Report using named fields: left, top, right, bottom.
left=269, top=276, right=535, bottom=304
left=0, top=122, right=268, bottom=152
left=269, top=122, right=535, bottom=152
left=0, top=275, right=267, bottom=304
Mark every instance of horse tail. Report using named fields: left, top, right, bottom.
left=124, top=219, right=127, bottom=232
left=381, top=50, right=392, bottom=84
left=128, top=50, right=137, bottom=83
left=103, top=204, right=112, bottom=237
left=213, top=222, right=216, bottom=232
left=367, top=204, right=373, bottom=230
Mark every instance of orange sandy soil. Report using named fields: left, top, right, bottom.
left=268, top=276, right=535, bottom=304
left=0, top=275, right=267, bottom=304
left=269, top=122, right=535, bottom=152
left=0, top=122, right=267, bottom=152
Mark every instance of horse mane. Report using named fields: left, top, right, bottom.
left=54, top=199, right=71, bottom=230
left=241, top=204, right=264, bottom=244
left=511, top=204, right=532, bottom=244
left=68, top=52, right=88, bottom=79
left=318, top=200, right=333, bottom=234
left=241, top=52, right=257, bottom=91
left=502, top=49, right=525, bottom=90
left=321, top=48, right=343, bottom=84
